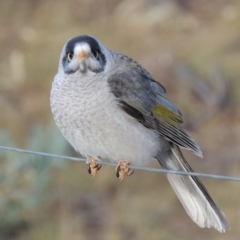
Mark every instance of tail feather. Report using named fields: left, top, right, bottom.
left=157, top=144, right=229, bottom=232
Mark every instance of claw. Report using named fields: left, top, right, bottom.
left=115, top=160, right=134, bottom=181
left=86, top=157, right=102, bottom=177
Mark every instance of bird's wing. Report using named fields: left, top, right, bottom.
left=107, top=59, right=202, bottom=157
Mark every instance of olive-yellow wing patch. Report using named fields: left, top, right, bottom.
left=152, top=104, right=202, bottom=157
left=152, top=104, right=183, bottom=126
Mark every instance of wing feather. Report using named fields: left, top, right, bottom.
left=108, top=55, right=202, bottom=157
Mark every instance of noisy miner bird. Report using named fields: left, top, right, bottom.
left=50, top=35, right=229, bottom=232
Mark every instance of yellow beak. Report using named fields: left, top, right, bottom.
left=77, top=50, right=88, bottom=60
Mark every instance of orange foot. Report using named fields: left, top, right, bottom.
left=115, top=160, right=134, bottom=181
left=86, top=157, right=102, bottom=177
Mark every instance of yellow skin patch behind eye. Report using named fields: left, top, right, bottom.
left=67, top=53, right=73, bottom=62
left=93, top=51, right=99, bottom=59
left=152, top=104, right=183, bottom=128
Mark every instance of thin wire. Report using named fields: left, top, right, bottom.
left=0, top=145, right=240, bottom=182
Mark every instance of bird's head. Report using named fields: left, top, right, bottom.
left=60, top=35, right=108, bottom=75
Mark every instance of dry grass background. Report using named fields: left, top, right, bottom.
left=0, top=0, right=240, bottom=239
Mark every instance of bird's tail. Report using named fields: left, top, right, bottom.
left=156, top=144, right=229, bottom=232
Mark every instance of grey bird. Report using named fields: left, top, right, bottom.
left=50, top=35, right=229, bottom=232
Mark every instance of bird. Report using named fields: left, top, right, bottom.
left=50, top=35, right=229, bottom=232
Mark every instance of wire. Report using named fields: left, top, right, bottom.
left=0, top=145, right=240, bottom=182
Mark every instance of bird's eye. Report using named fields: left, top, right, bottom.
left=93, top=50, right=99, bottom=59
left=67, top=52, right=74, bottom=62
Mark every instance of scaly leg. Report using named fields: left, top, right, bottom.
left=115, top=160, right=134, bottom=181
left=86, top=157, right=102, bottom=177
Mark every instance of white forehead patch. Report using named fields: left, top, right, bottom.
left=74, top=43, right=91, bottom=54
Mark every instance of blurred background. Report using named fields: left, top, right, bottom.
left=0, top=0, right=240, bottom=239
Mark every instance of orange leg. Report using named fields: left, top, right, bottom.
left=86, top=157, right=102, bottom=177
left=115, top=160, right=134, bottom=181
